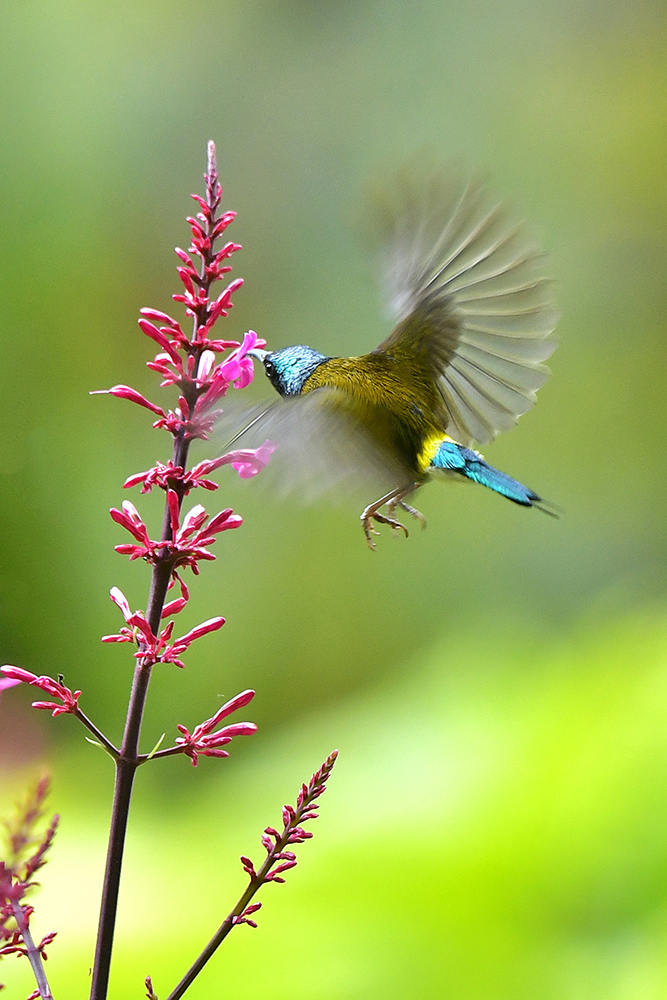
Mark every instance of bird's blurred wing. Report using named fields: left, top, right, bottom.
left=219, top=388, right=411, bottom=503
left=375, top=169, right=558, bottom=446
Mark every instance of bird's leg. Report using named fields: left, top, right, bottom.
left=386, top=483, right=426, bottom=530
left=361, top=484, right=420, bottom=551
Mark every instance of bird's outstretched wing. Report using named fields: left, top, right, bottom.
left=220, top=388, right=411, bottom=504
left=374, top=169, right=558, bottom=446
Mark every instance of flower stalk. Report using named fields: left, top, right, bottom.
left=89, top=142, right=265, bottom=1000
left=165, top=750, right=338, bottom=1000
left=0, top=778, right=58, bottom=1000
left=9, top=899, right=54, bottom=1000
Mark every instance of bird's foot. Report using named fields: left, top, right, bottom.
left=386, top=498, right=427, bottom=531
left=361, top=485, right=423, bottom=550
left=361, top=509, right=409, bottom=551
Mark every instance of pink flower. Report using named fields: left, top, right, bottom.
left=169, top=499, right=243, bottom=573
left=137, top=318, right=185, bottom=366
left=192, top=329, right=264, bottom=414
left=110, top=501, right=153, bottom=559
left=158, top=616, right=227, bottom=669
left=1, top=666, right=80, bottom=717
left=161, top=573, right=190, bottom=617
left=0, top=677, right=20, bottom=697
left=139, top=308, right=189, bottom=346
left=90, top=385, right=167, bottom=417
left=110, top=495, right=242, bottom=573
left=175, top=689, right=257, bottom=765
left=122, top=442, right=273, bottom=497
left=227, top=443, right=275, bottom=479
left=102, top=588, right=225, bottom=668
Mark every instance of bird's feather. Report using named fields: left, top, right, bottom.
left=219, top=387, right=412, bottom=504
left=375, top=169, right=558, bottom=445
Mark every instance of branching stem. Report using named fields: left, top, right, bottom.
left=74, top=708, right=119, bottom=758
left=164, top=751, right=337, bottom=1000
left=89, top=432, right=191, bottom=1000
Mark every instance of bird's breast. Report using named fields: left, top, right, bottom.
left=301, top=353, right=446, bottom=474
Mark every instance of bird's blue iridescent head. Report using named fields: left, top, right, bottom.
left=249, top=345, right=329, bottom=397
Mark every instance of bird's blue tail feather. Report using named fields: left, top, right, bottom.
left=429, top=440, right=552, bottom=512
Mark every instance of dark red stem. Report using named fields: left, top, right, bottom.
left=89, top=436, right=191, bottom=1000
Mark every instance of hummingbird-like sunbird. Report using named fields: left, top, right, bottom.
left=236, top=170, right=558, bottom=549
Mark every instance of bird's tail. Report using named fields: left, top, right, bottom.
left=429, top=439, right=556, bottom=515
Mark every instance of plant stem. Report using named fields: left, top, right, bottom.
left=11, top=899, right=54, bottom=1000
left=165, top=890, right=253, bottom=1000
left=165, top=853, right=277, bottom=1000
left=164, top=753, right=337, bottom=1000
left=74, top=708, right=120, bottom=758
left=89, top=434, right=192, bottom=1000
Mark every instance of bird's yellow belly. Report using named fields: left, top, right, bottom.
left=303, top=355, right=447, bottom=476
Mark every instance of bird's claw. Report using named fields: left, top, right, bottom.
left=361, top=487, right=424, bottom=550
left=386, top=499, right=427, bottom=531
left=361, top=510, right=409, bottom=551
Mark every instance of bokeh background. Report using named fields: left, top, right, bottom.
left=1, top=0, right=666, bottom=996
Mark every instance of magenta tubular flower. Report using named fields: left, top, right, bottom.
left=174, top=689, right=257, bottom=765
left=92, top=385, right=167, bottom=417
left=1, top=666, right=80, bottom=716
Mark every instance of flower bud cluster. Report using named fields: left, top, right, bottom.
left=174, top=689, right=257, bottom=765
left=235, top=750, right=338, bottom=928
left=110, top=492, right=242, bottom=574
left=0, top=666, right=80, bottom=717
left=0, top=779, right=58, bottom=974
left=102, top=586, right=226, bottom=670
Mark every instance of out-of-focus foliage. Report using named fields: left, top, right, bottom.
left=0, top=0, right=665, bottom=996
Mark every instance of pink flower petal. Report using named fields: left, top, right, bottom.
left=109, top=587, right=132, bottom=621
left=1, top=665, right=37, bottom=684
left=175, top=616, right=226, bottom=647
left=91, top=385, right=166, bottom=417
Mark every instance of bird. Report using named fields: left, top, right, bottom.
left=235, top=169, right=558, bottom=550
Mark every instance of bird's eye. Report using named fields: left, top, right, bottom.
left=265, top=361, right=275, bottom=376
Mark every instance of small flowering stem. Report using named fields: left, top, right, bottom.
left=90, top=551, right=186, bottom=999
left=74, top=708, right=120, bottom=758
left=165, top=750, right=338, bottom=1000
left=91, top=352, right=186, bottom=993
left=9, top=900, right=54, bottom=1000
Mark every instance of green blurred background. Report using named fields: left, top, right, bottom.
left=1, top=0, right=666, bottom=996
